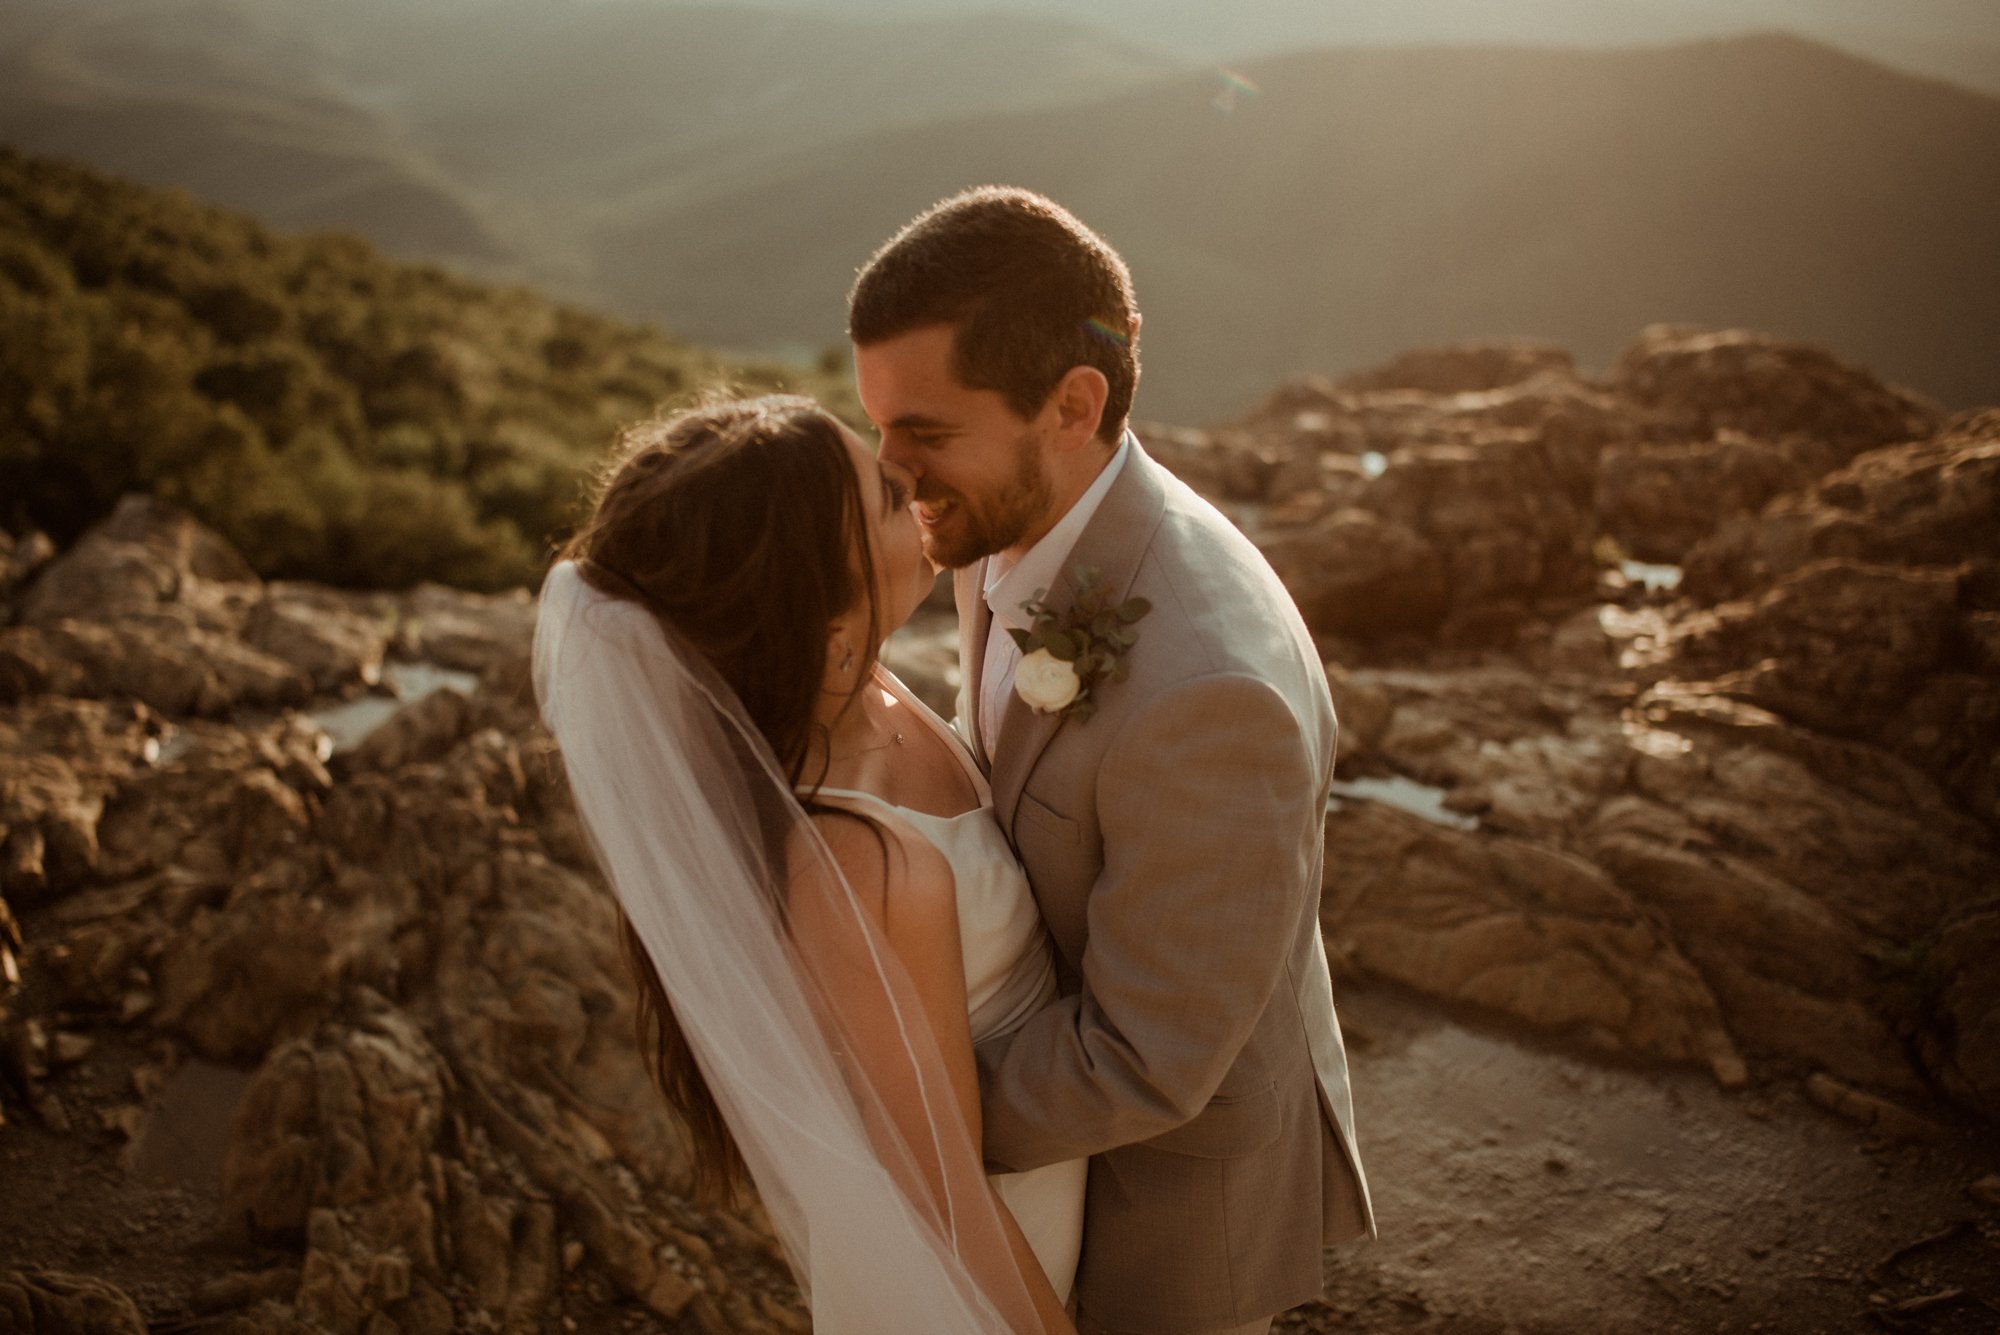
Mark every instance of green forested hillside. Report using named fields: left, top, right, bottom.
left=0, top=147, right=848, bottom=590
left=0, top=0, right=1179, bottom=296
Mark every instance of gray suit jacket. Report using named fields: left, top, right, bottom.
left=965, top=439, right=1374, bottom=1333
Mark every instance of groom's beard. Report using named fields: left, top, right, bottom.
left=916, top=429, right=1053, bottom=569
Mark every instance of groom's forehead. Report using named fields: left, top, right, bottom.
left=855, top=330, right=981, bottom=414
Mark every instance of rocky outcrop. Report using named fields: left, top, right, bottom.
left=1683, top=409, right=2000, bottom=601
left=1200, top=371, right=1641, bottom=646
left=0, top=1268, right=146, bottom=1334
left=3, top=327, right=1993, bottom=1328
left=1661, top=413, right=2000, bottom=823
left=1151, top=329, right=1998, bottom=1122
left=0, top=499, right=807, bottom=1333
left=1593, top=431, right=1809, bottom=563
left=1321, top=657, right=1998, bottom=1102
left=1607, top=325, right=1942, bottom=469
left=1331, top=340, right=1577, bottom=397
left=1322, top=796, right=1741, bottom=1079
left=1156, top=328, right=1949, bottom=652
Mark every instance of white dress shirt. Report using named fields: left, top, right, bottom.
left=978, top=432, right=1133, bottom=751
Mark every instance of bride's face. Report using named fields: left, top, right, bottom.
left=839, top=423, right=933, bottom=636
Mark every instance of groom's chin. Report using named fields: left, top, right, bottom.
left=920, top=531, right=977, bottom=571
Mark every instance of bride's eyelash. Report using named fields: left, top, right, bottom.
left=884, top=475, right=910, bottom=508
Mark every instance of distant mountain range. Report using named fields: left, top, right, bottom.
left=739, top=0, right=2000, bottom=96
left=3, top=3, right=1995, bottom=421
left=0, top=0, right=1177, bottom=288
left=600, top=32, right=2000, bottom=419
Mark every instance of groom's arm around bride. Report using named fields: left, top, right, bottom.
left=851, top=187, right=1374, bottom=1335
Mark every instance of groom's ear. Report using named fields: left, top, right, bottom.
left=1046, top=365, right=1110, bottom=452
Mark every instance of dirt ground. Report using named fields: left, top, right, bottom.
left=1286, top=984, right=2000, bottom=1335
left=6, top=973, right=1996, bottom=1334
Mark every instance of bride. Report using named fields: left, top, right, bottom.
left=533, top=394, right=1084, bottom=1332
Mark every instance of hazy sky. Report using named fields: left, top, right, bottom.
left=723, top=0, right=2000, bottom=72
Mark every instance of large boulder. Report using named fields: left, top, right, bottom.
left=1333, top=340, right=1578, bottom=396
left=0, top=698, right=158, bottom=902
left=15, top=495, right=257, bottom=629
left=1594, top=431, right=1809, bottom=563
left=1189, top=354, right=1652, bottom=647
left=243, top=587, right=391, bottom=695
left=1323, top=663, right=2000, bottom=1102
left=1608, top=326, right=1941, bottom=469
left=1665, top=560, right=2000, bottom=824
left=1685, top=410, right=2000, bottom=602
left=1322, top=800, right=1740, bottom=1076
left=1925, top=908, right=2000, bottom=1117
left=1260, top=510, right=1448, bottom=641
left=221, top=996, right=447, bottom=1240
left=0, top=498, right=380, bottom=714
left=391, top=583, right=536, bottom=677
left=0, top=618, right=312, bottom=716
left=0, top=1269, right=146, bottom=1334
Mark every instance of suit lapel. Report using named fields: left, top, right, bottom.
left=989, top=440, right=1171, bottom=825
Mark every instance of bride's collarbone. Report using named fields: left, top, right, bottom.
left=823, top=727, right=978, bottom=820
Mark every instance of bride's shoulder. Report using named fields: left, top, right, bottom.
left=792, top=804, right=956, bottom=931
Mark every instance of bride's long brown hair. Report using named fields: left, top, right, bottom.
left=555, top=393, right=882, bottom=1202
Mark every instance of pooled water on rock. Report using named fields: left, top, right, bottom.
left=1619, top=560, right=1683, bottom=591
left=1329, top=775, right=1479, bottom=831
left=307, top=662, right=481, bottom=754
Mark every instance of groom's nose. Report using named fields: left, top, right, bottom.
left=877, top=436, right=919, bottom=478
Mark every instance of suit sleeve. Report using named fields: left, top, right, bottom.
left=976, top=671, right=1320, bottom=1171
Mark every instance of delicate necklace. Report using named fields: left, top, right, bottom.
left=827, top=715, right=906, bottom=760
left=837, top=729, right=905, bottom=757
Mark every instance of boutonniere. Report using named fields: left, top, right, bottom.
left=1010, top=565, right=1152, bottom=722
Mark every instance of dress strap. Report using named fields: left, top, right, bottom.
left=806, top=785, right=896, bottom=811
left=872, top=667, right=993, bottom=805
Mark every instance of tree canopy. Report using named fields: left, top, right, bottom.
left=0, top=148, right=854, bottom=590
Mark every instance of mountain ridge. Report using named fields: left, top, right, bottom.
left=0, top=0, right=1183, bottom=295
left=595, top=31, right=2000, bottom=421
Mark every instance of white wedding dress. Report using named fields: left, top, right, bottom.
left=814, top=669, right=1088, bottom=1302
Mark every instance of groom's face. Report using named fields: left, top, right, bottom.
left=854, top=323, right=1057, bottom=570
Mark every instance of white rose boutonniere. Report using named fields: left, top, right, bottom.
left=1009, top=565, right=1151, bottom=722
left=1014, top=649, right=1082, bottom=713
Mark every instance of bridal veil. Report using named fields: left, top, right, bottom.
left=533, top=561, right=1043, bottom=1332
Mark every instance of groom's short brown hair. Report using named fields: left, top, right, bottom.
left=848, top=186, right=1140, bottom=445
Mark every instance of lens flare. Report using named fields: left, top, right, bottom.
left=1083, top=316, right=1130, bottom=347
left=1212, top=67, right=1262, bottom=113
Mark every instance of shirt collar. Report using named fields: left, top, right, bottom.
left=984, top=431, right=1133, bottom=632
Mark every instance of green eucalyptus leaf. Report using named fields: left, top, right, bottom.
left=1117, top=597, right=1152, bottom=623
left=1044, top=630, right=1080, bottom=661
left=1007, top=627, right=1031, bottom=650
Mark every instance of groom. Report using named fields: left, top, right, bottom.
left=850, top=187, right=1373, bottom=1335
